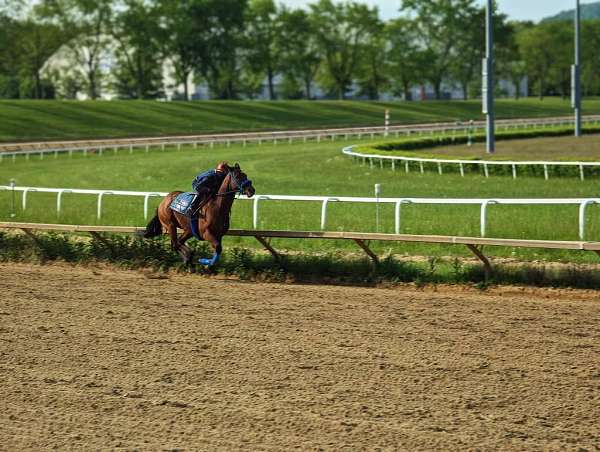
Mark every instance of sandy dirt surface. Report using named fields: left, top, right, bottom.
left=1, top=262, right=599, bottom=451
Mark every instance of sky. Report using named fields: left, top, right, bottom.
left=279, top=0, right=597, bottom=22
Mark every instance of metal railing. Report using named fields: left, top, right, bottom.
left=1, top=185, right=599, bottom=240
left=343, top=145, right=600, bottom=181
left=2, top=115, right=599, bottom=159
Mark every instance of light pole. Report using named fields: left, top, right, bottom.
left=573, top=0, right=582, bottom=137
left=483, top=0, right=495, bottom=153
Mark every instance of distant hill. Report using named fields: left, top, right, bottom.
left=543, top=1, right=600, bottom=21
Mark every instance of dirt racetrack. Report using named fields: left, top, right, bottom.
left=1, top=263, right=599, bottom=451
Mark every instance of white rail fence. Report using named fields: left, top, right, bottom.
left=343, top=146, right=600, bottom=181
left=1, top=185, right=599, bottom=240
left=2, top=115, right=599, bottom=159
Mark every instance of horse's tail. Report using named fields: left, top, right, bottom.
left=144, top=211, right=162, bottom=238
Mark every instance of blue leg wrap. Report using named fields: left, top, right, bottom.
left=199, top=252, right=221, bottom=267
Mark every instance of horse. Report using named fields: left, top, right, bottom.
left=143, top=163, right=255, bottom=267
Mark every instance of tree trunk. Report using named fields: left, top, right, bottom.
left=304, top=77, right=311, bottom=100
left=267, top=66, right=275, bottom=100
left=183, top=71, right=190, bottom=101
left=136, top=53, right=143, bottom=99
left=88, top=71, right=97, bottom=100
left=227, top=78, right=234, bottom=100
left=35, top=71, right=42, bottom=99
left=434, top=80, right=442, bottom=100
left=539, top=77, right=544, bottom=101
left=462, top=81, right=468, bottom=101
left=403, top=81, right=411, bottom=101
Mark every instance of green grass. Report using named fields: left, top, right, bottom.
left=2, top=137, right=600, bottom=264
left=3, top=98, right=600, bottom=142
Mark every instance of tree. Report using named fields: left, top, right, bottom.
left=582, top=21, right=600, bottom=96
left=0, top=13, right=20, bottom=97
left=310, top=0, right=379, bottom=100
left=17, top=19, right=65, bottom=98
left=156, top=0, right=199, bottom=101
left=244, top=0, right=279, bottom=100
left=385, top=18, right=421, bottom=100
left=356, top=20, right=387, bottom=100
left=188, top=0, right=248, bottom=99
left=496, top=21, right=530, bottom=100
left=111, top=0, right=164, bottom=99
left=37, top=0, right=114, bottom=100
left=276, top=7, right=321, bottom=99
left=518, top=21, right=569, bottom=100
left=401, top=0, right=476, bottom=100
left=547, top=22, right=573, bottom=99
left=448, top=4, right=483, bottom=100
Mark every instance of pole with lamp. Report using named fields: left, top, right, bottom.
left=483, top=0, right=495, bottom=153
left=573, top=0, right=582, bottom=137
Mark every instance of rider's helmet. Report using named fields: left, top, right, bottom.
left=215, top=162, right=228, bottom=173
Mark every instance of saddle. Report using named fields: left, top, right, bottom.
left=170, top=192, right=207, bottom=240
left=169, top=192, right=198, bottom=217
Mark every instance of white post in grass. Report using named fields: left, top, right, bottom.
left=384, top=109, right=390, bottom=138
left=375, top=183, right=381, bottom=232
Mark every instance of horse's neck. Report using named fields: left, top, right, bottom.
left=211, top=174, right=235, bottom=212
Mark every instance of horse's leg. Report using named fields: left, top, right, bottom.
left=198, top=230, right=222, bottom=267
left=168, top=224, right=179, bottom=252
left=176, top=230, right=194, bottom=265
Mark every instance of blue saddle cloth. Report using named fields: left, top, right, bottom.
left=170, top=192, right=203, bottom=240
left=170, top=192, right=197, bottom=216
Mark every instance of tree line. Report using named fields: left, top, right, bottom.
left=1, top=0, right=599, bottom=101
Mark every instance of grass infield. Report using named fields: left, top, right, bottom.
left=2, top=136, right=600, bottom=264
left=2, top=97, right=600, bottom=142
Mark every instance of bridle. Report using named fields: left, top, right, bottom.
left=216, top=169, right=252, bottom=198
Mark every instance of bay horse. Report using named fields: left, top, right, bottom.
left=143, top=163, right=255, bottom=267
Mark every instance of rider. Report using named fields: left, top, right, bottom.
left=189, top=162, right=228, bottom=214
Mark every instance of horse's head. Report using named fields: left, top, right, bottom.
left=226, top=163, right=255, bottom=198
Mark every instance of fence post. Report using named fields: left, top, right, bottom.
left=512, top=164, right=517, bottom=179
left=480, top=200, right=497, bottom=237
left=580, top=165, right=585, bottom=181
left=394, top=200, right=412, bottom=234
left=97, top=191, right=113, bottom=220
left=460, top=162, right=465, bottom=177
left=253, top=196, right=268, bottom=229
left=320, top=198, right=338, bottom=230
left=544, top=164, right=549, bottom=180
left=56, top=189, right=72, bottom=217
left=579, top=200, right=597, bottom=240
left=143, top=193, right=162, bottom=220
left=22, top=188, right=37, bottom=211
